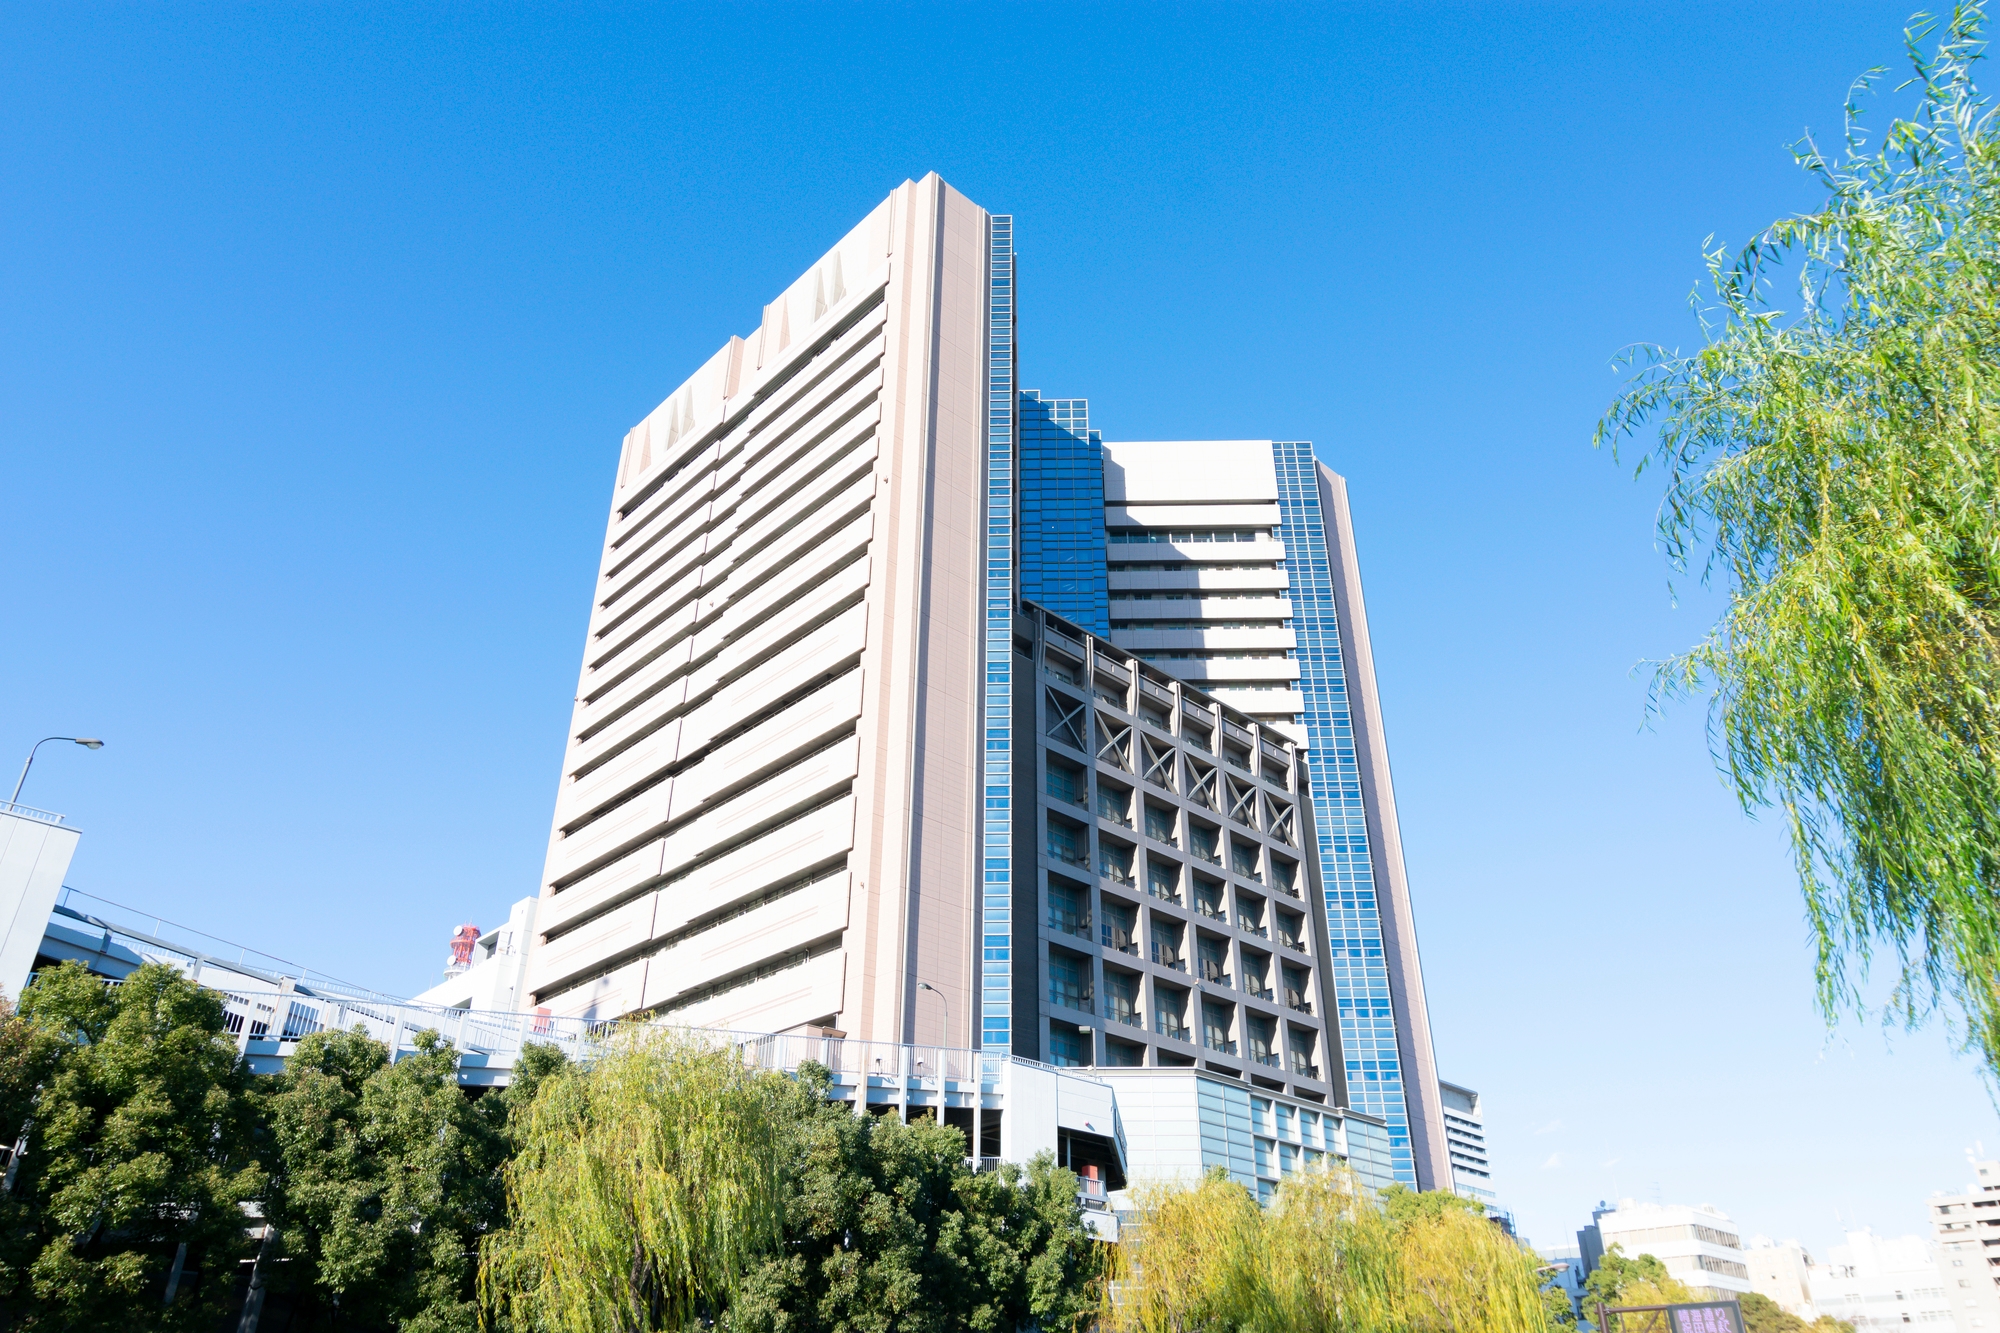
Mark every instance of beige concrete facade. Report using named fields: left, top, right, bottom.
left=523, top=176, right=990, bottom=1048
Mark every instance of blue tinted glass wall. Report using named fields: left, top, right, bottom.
left=1270, top=440, right=1417, bottom=1188
left=980, top=218, right=1017, bottom=1055
left=1017, top=391, right=1109, bottom=637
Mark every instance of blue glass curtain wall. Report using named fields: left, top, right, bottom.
left=1270, top=440, right=1417, bottom=1188
left=1018, top=391, right=1110, bottom=637
left=980, top=217, right=1018, bottom=1055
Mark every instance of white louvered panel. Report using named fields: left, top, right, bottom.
left=649, top=802, right=855, bottom=940
left=541, top=838, right=665, bottom=932
left=637, top=876, right=847, bottom=1009
left=527, top=891, right=659, bottom=999
left=667, top=669, right=864, bottom=818
left=538, top=956, right=648, bottom=1021
left=651, top=949, right=845, bottom=1034
left=675, top=602, right=868, bottom=757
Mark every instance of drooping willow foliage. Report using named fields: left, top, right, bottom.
left=1598, top=5, right=2000, bottom=1071
left=1101, top=1169, right=1551, bottom=1333
left=478, top=1027, right=793, bottom=1333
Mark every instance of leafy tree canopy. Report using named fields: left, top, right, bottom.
left=1598, top=4, right=2000, bottom=1068
left=728, top=1067, right=1101, bottom=1333
left=1741, top=1289, right=1858, bottom=1333
left=1, top=961, right=264, bottom=1332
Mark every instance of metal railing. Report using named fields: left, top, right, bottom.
left=0, top=800, right=65, bottom=825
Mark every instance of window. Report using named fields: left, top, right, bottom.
left=1049, top=1023, right=1090, bottom=1068
left=1151, top=921, right=1186, bottom=972
left=1154, top=985, right=1190, bottom=1040
left=1198, top=936, right=1231, bottom=986
left=1230, top=839, right=1262, bottom=881
left=1047, top=817, right=1087, bottom=867
left=1045, top=760, right=1087, bottom=807
left=1100, top=901, right=1138, bottom=954
left=1047, top=883, right=1089, bottom=939
left=1100, top=839, right=1135, bottom=886
left=1105, top=970, right=1141, bottom=1026
left=1194, top=879, right=1226, bottom=921
left=1147, top=857, right=1181, bottom=903
left=1047, top=950, right=1092, bottom=1012
left=1202, top=1001, right=1235, bottom=1054
left=1145, top=802, right=1178, bottom=846
left=1189, top=822, right=1221, bottom=865
left=1097, top=781, right=1133, bottom=827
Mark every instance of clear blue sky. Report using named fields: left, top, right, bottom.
left=4, top=1, right=1991, bottom=1256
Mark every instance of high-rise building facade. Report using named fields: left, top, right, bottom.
left=523, top=176, right=993, bottom=1048
left=519, top=175, right=1444, bottom=1190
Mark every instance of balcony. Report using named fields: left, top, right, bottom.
left=1247, top=985, right=1274, bottom=1002
left=1239, top=921, right=1269, bottom=939
left=1278, top=933, right=1306, bottom=953
left=1287, top=994, right=1314, bottom=1015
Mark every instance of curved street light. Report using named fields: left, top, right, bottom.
left=10, top=736, right=104, bottom=806
left=916, top=980, right=950, bottom=1046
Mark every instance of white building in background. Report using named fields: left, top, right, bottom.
left=1746, top=1237, right=1819, bottom=1320
left=1594, top=1200, right=1753, bottom=1298
left=1439, top=1080, right=1494, bottom=1205
left=1810, top=1230, right=1952, bottom=1331
left=412, top=896, right=540, bottom=1012
left=1930, top=1160, right=2000, bottom=1333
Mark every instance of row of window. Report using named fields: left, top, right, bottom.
left=1046, top=877, right=1314, bottom=993
left=1107, top=528, right=1276, bottom=544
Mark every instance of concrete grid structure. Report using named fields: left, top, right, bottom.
left=1930, top=1160, right=2000, bottom=1333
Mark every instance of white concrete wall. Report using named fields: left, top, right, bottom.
left=0, top=809, right=79, bottom=1003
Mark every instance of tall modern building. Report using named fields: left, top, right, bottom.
left=519, top=175, right=1446, bottom=1189
left=1438, top=1080, right=1494, bottom=1205
left=1930, top=1160, right=2000, bottom=1333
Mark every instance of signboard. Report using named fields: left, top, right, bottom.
left=1598, top=1300, right=1747, bottom=1333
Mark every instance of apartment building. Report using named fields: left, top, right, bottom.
left=515, top=174, right=1446, bottom=1189
left=1930, top=1160, right=2000, bottom=1333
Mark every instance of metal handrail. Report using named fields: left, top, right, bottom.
left=0, top=800, right=65, bottom=825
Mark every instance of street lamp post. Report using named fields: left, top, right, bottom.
left=9, top=737, right=104, bottom=807
left=917, top=981, right=950, bottom=1046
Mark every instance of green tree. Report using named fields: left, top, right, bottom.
left=1105, top=1170, right=1550, bottom=1333
left=480, top=1027, right=794, bottom=1333
left=262, top=1025, right=559, bottom=1331
left=1581, top=1246, right=1697, bottom=1315
left=727, top=1073, right=1102, bottom=1333
left=1597, top=5, right=2000, bottom=1069
left=2, top=960, right=264, bottom=1331
left=1740, top=1290, right=1857, bottom=1333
